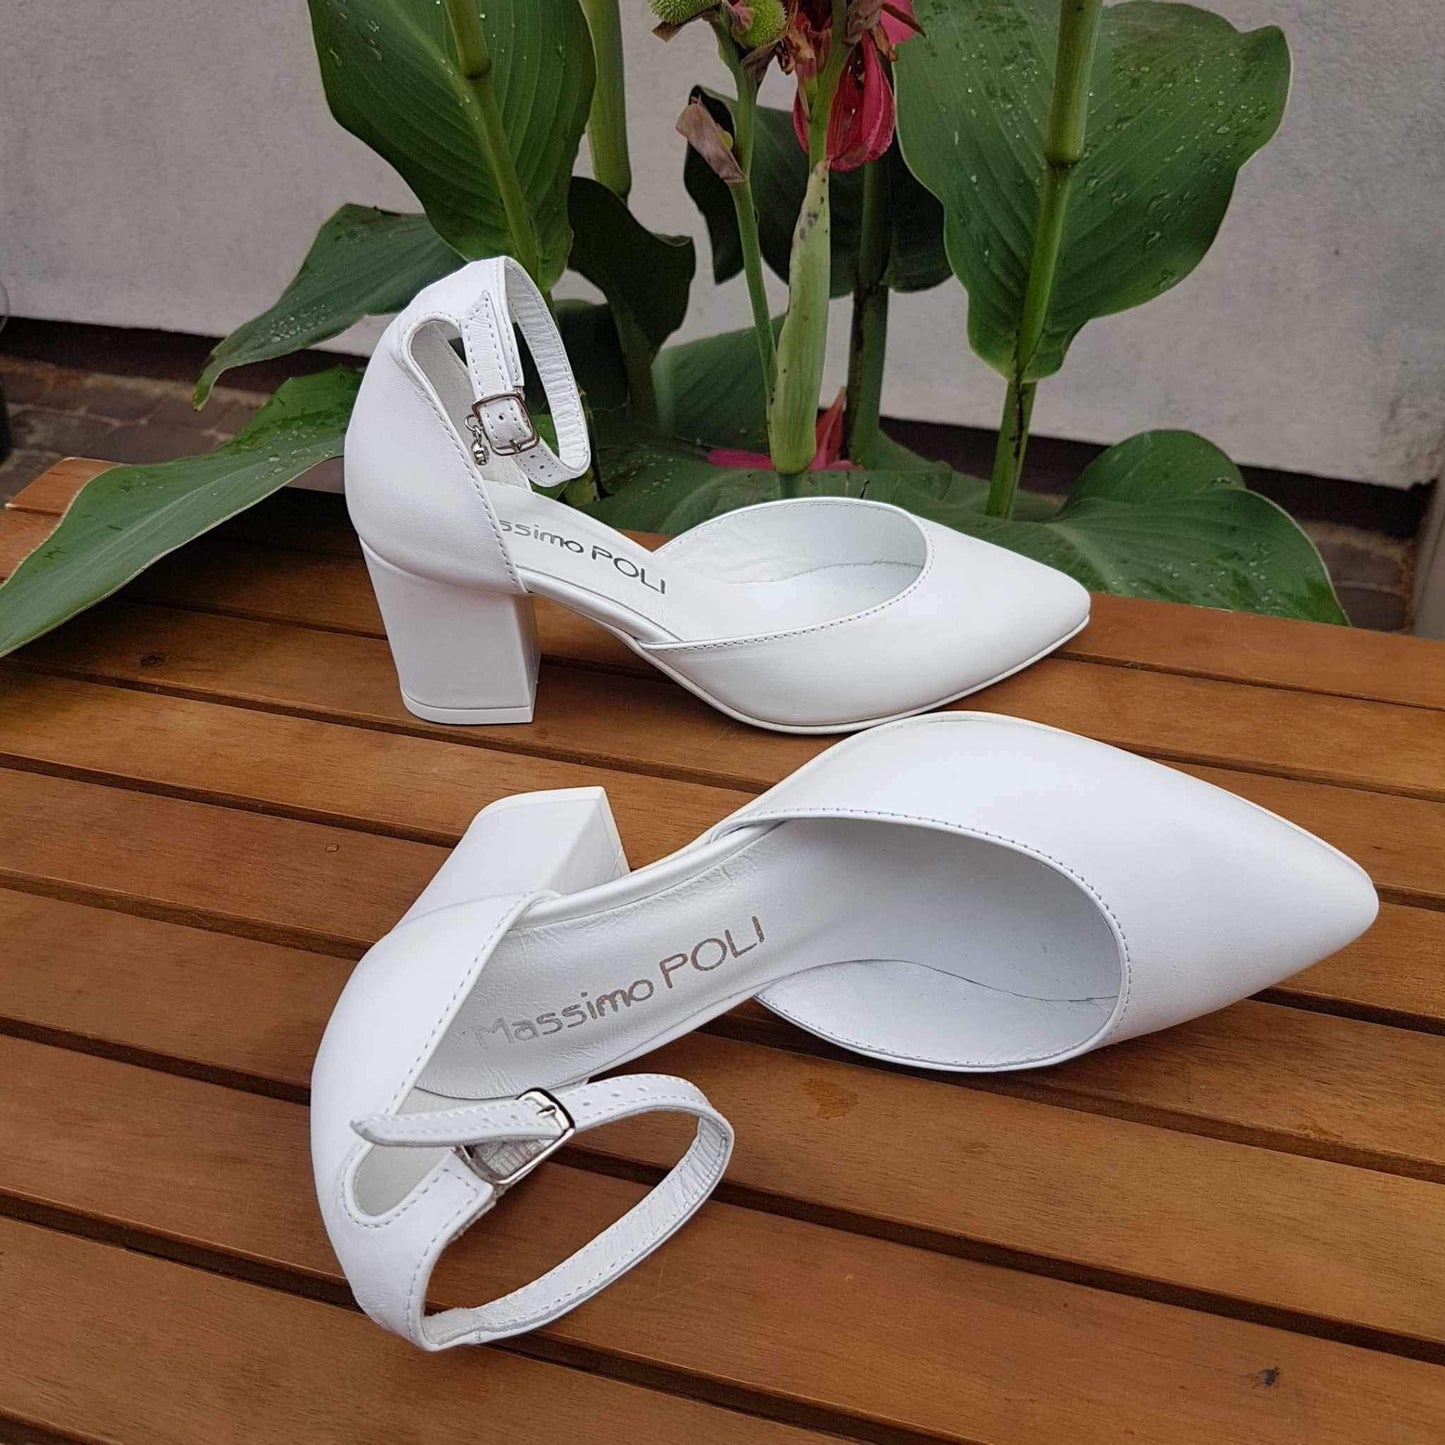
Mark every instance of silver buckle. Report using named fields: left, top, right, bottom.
left=470, top=391, right=541, bottom=457
left=456, top=1089, right=575, bottom=1190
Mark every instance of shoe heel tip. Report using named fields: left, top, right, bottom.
left=400, top=694, right=536, bottom=726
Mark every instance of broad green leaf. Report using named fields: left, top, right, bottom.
left=555, top=300, right=630, bottom=416
left=196, top=206, right=462, bottom=405
left=591, top=428, right=1344, bottom=622
left=897, top=1, right=1290, bottom=377
left=0, top=370, right=360, bottom=658
left=870, top=431, right=1346, bottom=622
left=652, top=321, right=781, bottom=451
left=684, top=92, right=949, bottom=297
left=307, top=0, right=594, bottom=289
left=568, top=178, right=695, bottom=355
left=567, top=178, right=695, bottom=416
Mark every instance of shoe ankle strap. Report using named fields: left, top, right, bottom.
left=348, top=1074, right=733, bottom=1349
left=405, top=255, right=592, bottom=493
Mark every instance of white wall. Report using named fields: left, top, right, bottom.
left=2, top=0, right=1442, bottom=487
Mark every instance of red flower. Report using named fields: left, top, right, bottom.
left=708, top=390, right=859, bottom=471
left=787, top=0, right=919, bottom=172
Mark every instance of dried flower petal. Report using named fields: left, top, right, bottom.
left=676, top=97, right=745, bottom=184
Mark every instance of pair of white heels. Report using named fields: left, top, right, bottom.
left=312, top=259, right=1379, bottom=1350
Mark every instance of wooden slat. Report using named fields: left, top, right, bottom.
left=12, top=459, right=1445, bottom=712
left=4, top=1036, right=1444, bottom=1444
left=0, top=507, right=60, bottom=576
left=12, top=605, right=1445, bottom=910
left=4, top=892, right=1444, bottom=1345
left=0, top=1216, right=818, bottom=1445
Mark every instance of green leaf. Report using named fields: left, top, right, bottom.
left=870, top=431, right=1346, bottom=623
left=555, top=300, right=630, bottom=416
left=196, top=206, right=462, bottom=405
left=897, top=1, right=1290, bottom=378
left=591, top=428, right=1344, bottom=623
left=652, top=321, right=781, bottom=451
left=0, top=370, right=360, bottom=658
left=567, top=179, right=695, bottom=355
left=566, top=177, right=695, bottom=417
left=307, top=0, right=594, bottom=289
left=684, top=92, right=949, bottom=297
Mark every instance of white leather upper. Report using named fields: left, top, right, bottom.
left=311, top=717, right=1378, bottom=1349
left=344, top=257, right=1092, bottom=732
left=642, top=499, right=1090, bottom=729
left=710, top=713, right=1380, bottom=1060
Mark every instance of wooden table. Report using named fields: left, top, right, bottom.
left=1, top=458, right=1442, bottom=1444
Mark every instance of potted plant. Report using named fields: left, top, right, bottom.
left=0, top=0, right=1345, bottom=658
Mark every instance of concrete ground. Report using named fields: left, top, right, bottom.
left=0, top=352, right=1416, bottom=631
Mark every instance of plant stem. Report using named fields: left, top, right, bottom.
left=443, top=0, right=545, bottom=285
left=578, top=0, right=632, bottom=198
left=985, top=0, right=1102, bottom=518
left=713, top=27, right=776, bottom=396
left=845, top=158, right=891, bottom=462
left=988, top=377, right=1036, bottom=517
left=808, top=1, right=852, bottom=165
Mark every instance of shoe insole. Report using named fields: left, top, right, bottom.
left=491, top=488, right=921, bottom=646
left=419, top=819, right=1122, bottom=1104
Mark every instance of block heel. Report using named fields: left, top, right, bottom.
left=360, top=542, right=539, bottom=725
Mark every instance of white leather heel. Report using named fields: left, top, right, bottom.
left=400, top=786, right=628, bottom=925
left=346, top=256, right=1093, bottom=734
left=360, top=542, right=539, bottom=725
left=313, top=713, right=1378, bottom=1350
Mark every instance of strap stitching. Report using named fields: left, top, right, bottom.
left=428, top=1107, right=731, bottom=1341
left=407, top=1175, right=485, bottom=1341
left=399, top=311, right=526, bottom=595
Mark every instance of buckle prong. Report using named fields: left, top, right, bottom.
left=470, top=391, right=542, bottom=457
left=456, top=1088, right=575, bottom=1190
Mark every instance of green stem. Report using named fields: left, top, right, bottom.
left=807, top=4, right=852, bottom=166
left=578, top=0, right=632, bottom=198
left=713, top=27, right=776, bottom=396
left=772, top=1, right=851, bottom=489
left=988, top=377, right=1037, bottom=518
left=732, top=183, right=776, bottom=392
left=985, top=0, right=1102, bottom=518
left=443, top=0, right=544, bottom=286
left=845, top=158, right=891, bottom=463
